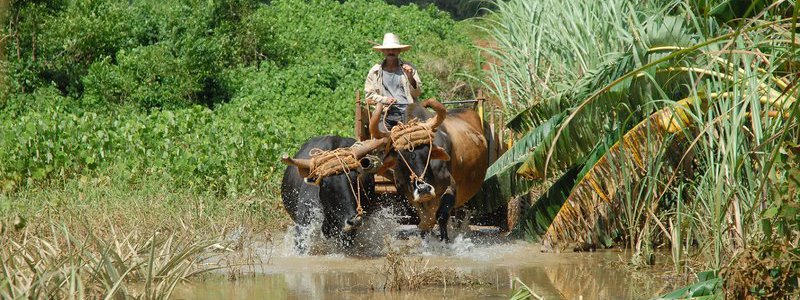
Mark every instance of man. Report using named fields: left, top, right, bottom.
left=364, top=33, right=422, bottom=130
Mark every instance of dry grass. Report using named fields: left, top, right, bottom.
left=0, top=219, right=216, bottom=299
left=0, top=177, right=287, bottom=298
left=722, top=245, right=800, bottom=299
left=378, top=248, right=484, bottom=291
left=0, top=217, right=280, bottom=298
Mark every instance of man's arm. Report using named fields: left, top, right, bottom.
left=403, top=64, right=422, bottom=99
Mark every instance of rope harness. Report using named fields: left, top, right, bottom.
left=307, top=145, right=365, bottom=216
left=387, top=118, right=436, bottom=188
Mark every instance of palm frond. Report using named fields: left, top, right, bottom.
left=509, top=17, right=701, bottom=178
left=515, top=90, right=638, bottom=180
left=539, top=59, right=796, bottom=250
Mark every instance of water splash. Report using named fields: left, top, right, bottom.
left=278, top=207, right=405, bottom=257
left=277, top=206, right=511, bottom=259
left=279, top=207, right=324, bottom=257
left=349, top=207, right=404, bottom=256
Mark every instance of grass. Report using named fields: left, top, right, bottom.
left=0, top=166, right=290, bottom=298
left=1, top=218, right=215, bottom=299
left=0, top=163, right=289, bottom=230
left=378, top=248, right=484, bottom=291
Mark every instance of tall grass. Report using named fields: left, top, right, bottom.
left=622, top=4, right=800, bottom=271
left=478, top=0, right=670, bottom=118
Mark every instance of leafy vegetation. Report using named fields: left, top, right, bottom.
left=383, top=0, right=492, bottom=20
left=0, top=0, right=478, bottom=198
left=482, top=0, right=799, bottom=297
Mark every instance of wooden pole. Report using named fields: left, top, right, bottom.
left=354, top=89, right=362, bottom=141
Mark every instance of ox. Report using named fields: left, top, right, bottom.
left=280, top=136, right=383, bottom=250
left=368, top=99, right=488, bottom=242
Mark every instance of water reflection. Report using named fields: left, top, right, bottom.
left=175, top=240, right=666, bottom=300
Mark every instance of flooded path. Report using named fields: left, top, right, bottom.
left=174, top=223, right=672, bottom=300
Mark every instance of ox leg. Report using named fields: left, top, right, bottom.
left=436, top=192, right=456, bottom=242
left=416, top=204, right=437, bottom=239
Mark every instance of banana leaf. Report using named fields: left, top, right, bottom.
left=540, top=95, right=699, bottom=250
left=484, top=112, right=566, bottom=182
left=653, top=270, right=722, bottom=300
left=509, top=17, right=700, bottom=179
left=541, top=85, right=796, bottom=250
left=510, top=165, right=582, bottom=241
left=515, top=90, right=636, bottom=180
left=478, top=113, right=566, bottom=213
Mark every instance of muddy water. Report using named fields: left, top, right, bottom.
left=174, top=223, right=671, bottom=300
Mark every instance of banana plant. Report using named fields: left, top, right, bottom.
left=482, top=6, right=798, bottom=249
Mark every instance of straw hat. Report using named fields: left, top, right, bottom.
left=372, top=33, right=411, bottom=52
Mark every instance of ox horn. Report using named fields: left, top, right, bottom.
left=351, top=137, right=388, bottom=159
left=421, top=99, right=446, bottom=130
left=369, top=102, right=391, bottom=139
left=281, top=154, right=313, bottom=177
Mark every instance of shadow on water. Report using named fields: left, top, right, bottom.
left=174, top=209, right=672, bottom=299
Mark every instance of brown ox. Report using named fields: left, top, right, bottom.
left=368, top=99, right=488, bottom=241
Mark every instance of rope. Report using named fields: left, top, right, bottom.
left=389, top=120, right=435, bottom=152
left=387, top=119, right=436, bottom=185
left=306, top=145, right=366, bottom=217
left=307, top=148, right=360, bottom=183
left=333, top=152, right=363, bottom=217
left=379, top=101, right=438, bottom=198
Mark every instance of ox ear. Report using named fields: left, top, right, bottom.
left=430, top=146, right=450, bottom=161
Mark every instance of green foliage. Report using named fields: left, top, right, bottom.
left=480, top=113, right=568, bottom=214
left=383, top=0, right=492, bottom=20
left=0, top=98, right=293, bottom=196
left=484, top=112, right=565, bottom=182
left=485, top=0, right=799, bottom=295
left=6, top=0, right=247, bottom=108
left=511, top=166, right=580, bottom=241
left=1, top=0, right=476, bottom=198
left=654, top=270, right=722, bottom=300
left=763, top=142, right=800, bottom=244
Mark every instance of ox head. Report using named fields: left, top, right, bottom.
left=367, top=99, right=451, bottom=203
left=281, top=138, right=386, bottom=238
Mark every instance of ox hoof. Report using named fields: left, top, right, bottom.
left=439, top=232, right=451, bottom=243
